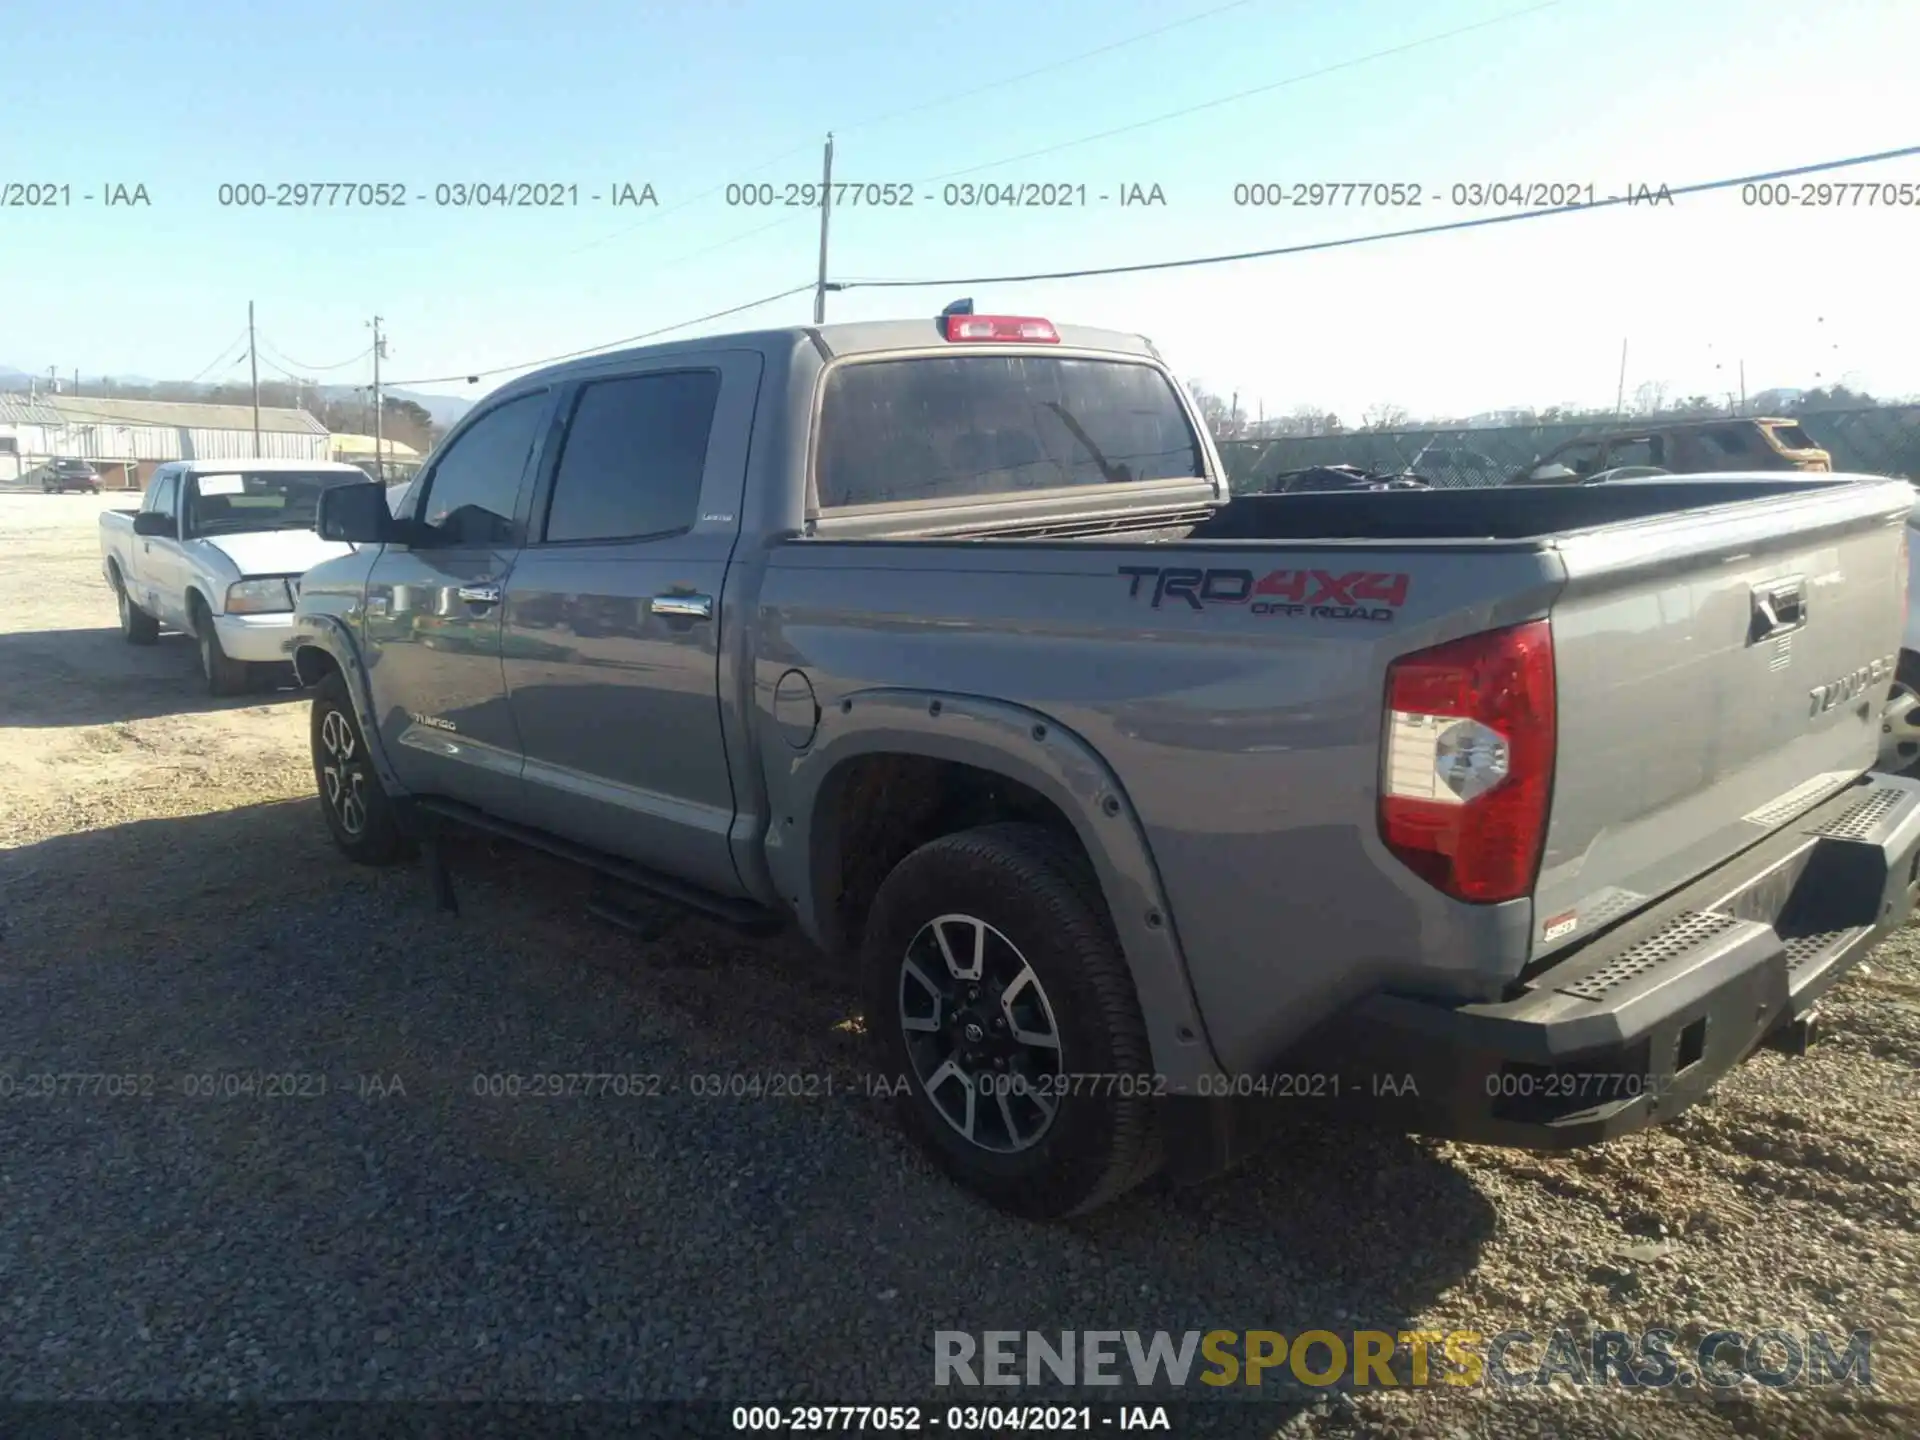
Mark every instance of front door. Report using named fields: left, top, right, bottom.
left=499, top=355, right=759, bottom=895
left=361, top=387, right=555, bottom=815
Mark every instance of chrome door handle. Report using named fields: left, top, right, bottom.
left=650, top=593, right=713, bottom=620
left=457, top=582, right=502, bottom=606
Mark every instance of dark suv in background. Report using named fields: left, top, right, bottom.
left=42, top=458, right=102, bottom=494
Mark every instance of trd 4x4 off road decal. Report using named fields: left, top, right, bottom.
left=1117, top=565, right=1410, bottom=622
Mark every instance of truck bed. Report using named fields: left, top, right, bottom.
left=759, top=473, right=1912, bottom=1075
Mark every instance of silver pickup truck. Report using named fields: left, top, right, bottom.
left=288, top=307, right=1920, bottom=1218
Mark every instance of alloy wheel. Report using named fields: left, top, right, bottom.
left=898, top=913, right=1065, bottom=1154
left=317, top=707, right=369, bottom=837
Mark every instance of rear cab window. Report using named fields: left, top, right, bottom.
left=814, top=352, right=1206, bottom=511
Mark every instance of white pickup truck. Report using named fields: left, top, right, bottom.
left=99, top=459, right=374, bottom=694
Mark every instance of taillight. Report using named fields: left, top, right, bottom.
left=945, top=315, right=1060, bottom=343
left=1380, top=620, right=1557, bottom=903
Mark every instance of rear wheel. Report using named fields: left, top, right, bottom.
left=1888, top=653, right=1920, bottom=777
left=112, top=569, right=159, bottom=645
left=190, top=597, right=252, bottom=697
left=860, top=822, right=1164, bottom=1219
left=310, top=672, right=406, bottom=865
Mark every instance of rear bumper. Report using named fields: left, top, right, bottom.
left=1168, top=773, right=1920, bottom=1177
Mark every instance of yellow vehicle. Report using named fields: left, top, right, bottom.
left=1512, top=417, right=1831, bottom=484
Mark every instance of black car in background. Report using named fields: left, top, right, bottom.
left=42, top=458, right=101, bottom=494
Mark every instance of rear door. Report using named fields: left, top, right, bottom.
left=498, top=352, right=759, bottom=895
left=361, top=388, right=555, bottom=815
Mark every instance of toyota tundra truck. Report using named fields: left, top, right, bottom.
left=287, top=305, right=1920, bottom=1219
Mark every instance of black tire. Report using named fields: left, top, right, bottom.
left=1890, top=653, right=1920, bottom=778
left=310, top=671, right=407, bottom=865
left=190, top=596, right=252, bottom=697
left=111, top=567, right=160, bottom=645
left=860, top=822, right=1164, bottom=1219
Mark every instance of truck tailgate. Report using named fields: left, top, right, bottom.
left=1532, top=477, right=1912, bottom=961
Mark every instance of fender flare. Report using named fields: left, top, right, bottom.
left=766, top=687, right=1224, bottom=1092
left=291, top=616, right=408, bottom=796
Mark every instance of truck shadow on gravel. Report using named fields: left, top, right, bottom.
left=0, top=626, right=302, bottom=726
left=1, top=799, right=1497, bottom=1406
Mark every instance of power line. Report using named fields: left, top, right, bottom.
left=254, top=351, right=320, bottom=385
left=186, top=326, right=251, bottom=383
left=651, top=213, right=813, bottom=273
left=258, top=337, right=374, bottom=373
left=378, top=284, right=815, bottom=388
left=832, top=142, right=1920, bottom=290
left=919, top=0, right=1569, bottom=183
left=836, top=0, right=1265, bottom=135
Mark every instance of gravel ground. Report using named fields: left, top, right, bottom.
left=1, top=489, right=1917, bottom=1437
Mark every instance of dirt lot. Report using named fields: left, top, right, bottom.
left=1, top=490, right=1916, bottom=1435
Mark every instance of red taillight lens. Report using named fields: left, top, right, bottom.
left=945, top=315, right=1060, bottom=343
left=1379, top=620, right=1556, bottom=903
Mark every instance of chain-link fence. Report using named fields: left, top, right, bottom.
left=1216, top=405, right=1920, bottom=493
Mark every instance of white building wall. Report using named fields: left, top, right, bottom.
left=183, top=427, right=330, bottom=461
left=48, top=424, right=328, bottom=463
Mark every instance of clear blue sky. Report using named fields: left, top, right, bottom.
left=5, top=0, right=1916, bottom=421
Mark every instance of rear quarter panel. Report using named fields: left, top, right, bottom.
left=752, top=538, right=1565, bottom=1077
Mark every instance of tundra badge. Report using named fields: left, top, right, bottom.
left=1808, top=655, right=1895, bottom=717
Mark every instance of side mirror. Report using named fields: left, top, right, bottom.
left=132, top=510, right=176, bottom=538
left=318, top=481, right=400, bottom=544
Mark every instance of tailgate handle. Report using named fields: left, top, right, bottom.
left=1750, top=577, right=1807, bottom=643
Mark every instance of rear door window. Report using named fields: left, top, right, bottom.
left=540, top=370, right=722, bottom=543
left=1701, top=425, right=1756, bottom=458
left=815, top=354, right=1204, bottom=509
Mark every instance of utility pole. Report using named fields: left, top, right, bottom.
left=1613, top=338, right=1629, bottom=419
left=47, top=365, right=57, bottom=396
left=1739, top=359, right=1746, bottom=415
left=248, top=301, right=262, bottom=458
left=370, top=316, right=386, bottom=482
left=812, top=133, right=835, bottom=325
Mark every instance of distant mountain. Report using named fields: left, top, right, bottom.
left=1, top=364, right=474, bottom=431
left=318, top=385, right=473, bottom=430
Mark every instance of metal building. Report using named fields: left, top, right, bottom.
left=16, top=394, right=331, bottom=488
left=0, top=396, right=70, bottom=482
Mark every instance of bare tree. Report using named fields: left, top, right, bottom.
left=1630, top=379, right=1672, bottom=417
left=1185, top=379, right=1238, bottom=437
left=1275, top=404, right=1343, bottom=437
left=1362, top=402, right=1411, bottom=432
